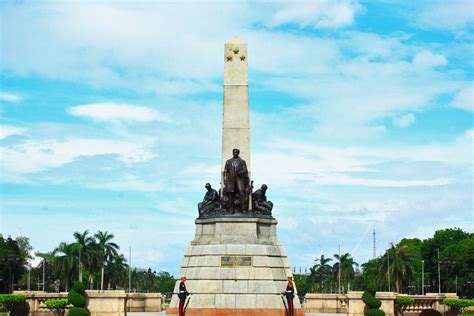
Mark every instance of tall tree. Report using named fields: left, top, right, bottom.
left=73, top=230, right=93, bottom=282
left=94, top=231, right=119, bottom=291
left=384, top=244, right=415, bottom=293
left=52, top=242, right=78, bottom=292
left=333, top=252, right=358, bottom=292
left=310, top=254, right=332, bottom=292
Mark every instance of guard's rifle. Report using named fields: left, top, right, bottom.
left=278, top=292, right=289, bottom=316
left=183, top=294, right=192, bottom=315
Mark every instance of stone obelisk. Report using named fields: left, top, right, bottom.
left=166, top=38, right=303, bottom=316
left=221, top=37, right=251, bottom=186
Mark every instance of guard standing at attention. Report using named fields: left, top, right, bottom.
left=178, top=276, right=189, bottom=316
left=284, top=276, right=295, bottom=316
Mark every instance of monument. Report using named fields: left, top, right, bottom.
left=167, top=38, right=303, bottom=316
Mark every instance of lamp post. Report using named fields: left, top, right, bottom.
left=422, top=260, right=425, bottom=295
left=388, top=244, right=391, bottom=292
left=437, top=249, right=441, bottom=293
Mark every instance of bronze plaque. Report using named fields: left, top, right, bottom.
left=220, top=256, right=252, bottom=267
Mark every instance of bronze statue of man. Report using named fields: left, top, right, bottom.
left=198, top=183, right=219, bottom=217
left=252, top=184, right=273, bottom=215
left=224, top=148, right=249, bottom=213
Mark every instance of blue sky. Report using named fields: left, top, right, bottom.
left=0, top=0, right=473, bottom=275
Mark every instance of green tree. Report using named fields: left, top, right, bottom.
left=52, top=242, right=78, bottom=292
left=383, top=244, right=415, bottom=293
left=94, top=231, right=119, bottom=291
left=333, top=252, right=358, bottom=292
left=72, top=230, right=93, bottom=283
left=309, top=254, right=332, bottom=292
left=0, top=236, right=28, bottom=293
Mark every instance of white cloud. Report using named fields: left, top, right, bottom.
left=1, top=138, right=156, bottom=174
left=0, top=92, right=22, bottom=103
left=0, top=125, right=26, bottom=139
left=413, top=50, right=448, bottom=68
left=68, top=103, right=170, bottom=123
left=451, top=86, right=473, bottom=112
left=416, top=0, right=474, bottom=31
left=271, top=0, right=362, bottom=29
left=392, top=113, right=416, bottom=128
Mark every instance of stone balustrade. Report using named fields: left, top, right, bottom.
left=14, top=290, right=162, bottom=316
left=304, top=291, right=458, bottom=316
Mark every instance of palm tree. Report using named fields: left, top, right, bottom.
left=94, top=231, right=119, bottom=291
left=310, top=254, right=332, bottom=292
left=73, top=230, right=93, bottom=282
left=382, top=244, right=415, bottom=293
left=333, top=252, right=358, bottom=292
left=105, top=254, right=128, bottom=290
left=52, top=242, right=78, bottom=291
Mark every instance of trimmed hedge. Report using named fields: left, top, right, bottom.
left=67, top=281, right=88, bottom=316
left=45, top=299, right=68, bottom=316
left=367, top=309, right=386, bottom=316
left=363, top=284, right=385, bottom=316
left=67, top=290, right=86, bottom=308
left=443, top=298, right=474, bottom=313
left=45, top=299, right=68, bottom=310
left=395, top=296, right=415, bottom=306
left=363, top=291, right=382, bottom=309
left=69, top=307, right=88, bottom=316
left=0, top=294, right=29, bottom=316
left=0, top=294, right=27, bottom=304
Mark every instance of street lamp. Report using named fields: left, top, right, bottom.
left=421, top=260, right=425, bottom=295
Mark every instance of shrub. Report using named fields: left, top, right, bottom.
left=67, top=281, right=88, bottom=316
left=0, top=294, right=27, bottom=305
left=0, top=294, right=29, bottom=316
left=363, top=291, right=382, bottom=309
left=67, top=290, right=86, bottom=308
left=395, top=297, right=415, bottom=306
left=72, top=282, right=86, bottom=295
left=362, top=286, right=384, bottom=316
left=395, top=296, right=415, bottom=316
left=69, top=307, right=88, bottom=316
left=45, top=299, right=68, bottom=316
left=443, top=298, right=474, bottom=313
left=367, top=309, right=386, bottom=316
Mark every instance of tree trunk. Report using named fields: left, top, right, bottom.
left=79, top=251, right=82, bottom=282
left=101, top=263, right=105, bottom=291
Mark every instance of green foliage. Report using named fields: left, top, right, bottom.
left=72, top=282, right=85, bottom=295
left=45, top=299, right=68, bottom=310
left=362, top=291, right=381, bottom=309
left=367, top=309, right=385, bottom=316
left=0, top=294, right=29, bottom=316
left=395, top=296, right=415, bottom=306
left=0, top=236, right=29, bottom=293
left=363, top=285, right=384, bottom=316
left=443, top=298, right=474, bottom=312
left=68, top=307, right=88, bottom=316
left=0, top=294, right=26, bottom=304
left=67, top=290, right=86, bottom=308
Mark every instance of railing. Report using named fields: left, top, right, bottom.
left=14, top=290, right=162, bottom=316
left=304, top=292, right=458, bottom=316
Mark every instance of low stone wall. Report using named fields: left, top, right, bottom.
left=305, top=291, right=458, bottom=316
left=304, top=293, right=348, bottom=313
left=15, top=290, right=162, bottom=316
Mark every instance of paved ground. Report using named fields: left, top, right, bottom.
left=128, top=313, right=344, bottom=316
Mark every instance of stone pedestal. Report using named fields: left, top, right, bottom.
left=166, top=216, right=303, bottom=315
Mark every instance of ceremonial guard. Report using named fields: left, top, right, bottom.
left=178, top=277, right=189, bottom=316
left=284, top=276, right=295, bottom=316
